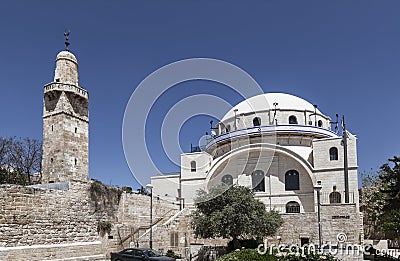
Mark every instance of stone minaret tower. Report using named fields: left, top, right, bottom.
left=41, top=46, right=89, bottom=183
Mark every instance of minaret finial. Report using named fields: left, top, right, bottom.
left=64, top=30, right=70, bottom=52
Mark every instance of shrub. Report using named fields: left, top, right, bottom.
left=217, top=248, right=337, bottom=261
left=97, top=221, right=112, bottom=237
left=165, top=249, right=180, bottom=259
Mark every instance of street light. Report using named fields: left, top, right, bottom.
left=234, top=109, right=238, bottom=130
left=314, top=181, right=322, bottom=248
left=146, top=183, right=153, bottom=249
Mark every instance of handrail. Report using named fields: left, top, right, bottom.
left=118, top=209, right=176, bottom=245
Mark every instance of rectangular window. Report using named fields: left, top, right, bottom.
left=170, top=231, right=179, bottom=247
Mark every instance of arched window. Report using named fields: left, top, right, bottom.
left=318, top=120, right=323, bottom=128
left=289, top=115, right=298, bottom=124
left=329, top=192, right=341, bottom=204
left=252, top=170, right=265, bottom=192
left=222, top=175, right=233, bottom=185
left=286, top=201, right=300, bottom=213
left=190, top=161, right=196, bottom=172
left=329, top=147, right=338, bottom=161
left=285, top=170, right=299, bottom=190
left=226, top=124, right=231, bottom=132
left=253, top=117, right=261, bottom=127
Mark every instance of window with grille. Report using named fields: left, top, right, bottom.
left=329, top=191, right=341, bottom=204
left=286, top=201, right=300, bottom=213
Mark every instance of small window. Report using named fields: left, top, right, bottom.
left=50, top=158, right=53, bottom=163
left=74, top=127, right=77, bottom=133
left=56, top=78, right=60, bottom=82
left=253, top=117, right=261, bottom=126
left=289, top=115, right=298, bottom=124
left=226, top=124, right=231, bottom=132
left=51, top=125, right=54, bottom=131
left=190, top=161, right=196, bottom=172
left=170, top=231, right=179, bottom=247
left=285, top=170, right=299, bottom=190
left=74, top=158, right=77, bottom=166
left=318, top=120, right=323, bottom=127
left=329, top=147, right=338, bottom=161
left=329, top=192, right=341, bottom=204
left=286, top=201, right=300, bottom=213
left=222, top=175, right=233, bottom=185
left=252, top=170, right=265, bottom=192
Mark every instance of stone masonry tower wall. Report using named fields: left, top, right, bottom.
left=41, top=51, right=89, bottom=183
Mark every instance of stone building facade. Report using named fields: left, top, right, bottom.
left=152, top=93, right=364, bottom=247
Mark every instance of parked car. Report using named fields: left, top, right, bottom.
left=111, top=248, right=176, bottom=261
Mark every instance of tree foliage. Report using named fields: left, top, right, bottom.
left=361, top=156, right=400, bottom=246
left=378, top=156, right=400, bottom=242
left=191, top=185, right=283, bottom=249
left=0, top=136, right=42, bottom=185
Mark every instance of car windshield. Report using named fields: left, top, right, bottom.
left=145, top=249, right=162, bottom=257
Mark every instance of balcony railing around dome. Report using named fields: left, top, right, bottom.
left=44, top=82, right=88, bottom=98
left=206, top=124, right=339, bottom=150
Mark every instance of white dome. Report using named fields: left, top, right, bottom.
left=56, top=51, right=78, bottom=64
left=221, top=93, right=322, bottom=121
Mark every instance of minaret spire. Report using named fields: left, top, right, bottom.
left=64, top=30, right=70, bottom=52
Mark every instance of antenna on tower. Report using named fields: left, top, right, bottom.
left=64, top=30, right=70, bottom=52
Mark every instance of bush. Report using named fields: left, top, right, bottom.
left=217, top=248, right=275, bottom=261
left=227, top=238, right=262, bottom=252
left=217, top=248, right=337, bottom=261
left=165, top=249, right=180, bottom=259
left=97, top=221, right=112, bottom=237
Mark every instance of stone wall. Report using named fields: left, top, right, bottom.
left=0, top=182, right=98, bottom=248
left=0, top=181, right=180, bottom=260
left=272, top=203, right=362, bottom=247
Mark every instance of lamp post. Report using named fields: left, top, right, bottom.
left=234, top=109, right=238, bottom=130
left=146, top=184, right=153, bottom=249
left=313, top=104, right=318, bottom=126
left=314, top=181, right=322, bottom=248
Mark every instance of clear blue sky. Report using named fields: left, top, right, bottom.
left=1, top=1, right=399, bottom=189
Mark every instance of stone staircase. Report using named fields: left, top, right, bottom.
left=115, top=208, right=180, bottom=249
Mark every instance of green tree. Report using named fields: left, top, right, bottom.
left=360, top=171, right=386, bottom=239
left=191, top=185, right=283, bottom=249
left=378, top=156, right=400, bottom=243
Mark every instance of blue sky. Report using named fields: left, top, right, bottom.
left=1, top=1, right=399, bottom=188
